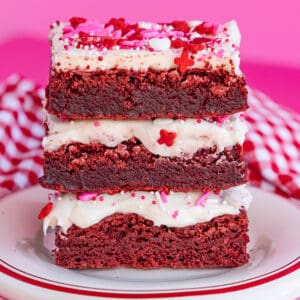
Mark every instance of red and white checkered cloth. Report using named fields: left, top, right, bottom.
left=0, top=74, right=299, bottom=200
left=0, top=75, right=44, bottom=197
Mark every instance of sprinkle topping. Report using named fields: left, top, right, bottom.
left=149, top=37, right=171, bottom=51
left=38, top=202, right=53, bottom=220
left=172, top=210, right=179, bottom=219
left=77, top=192, right=98, bottom=201
left=157, top=129, right=177, bottom=146
left=174, top=50, right=194, bottom=72
left=69, top=17, right=87, bottom=29
left=52, top=17, right=238, bottom=73
left=160, top=191, right=168, bottom=203
left=195, top=191, right=210, bottom=207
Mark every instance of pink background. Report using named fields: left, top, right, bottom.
left=1, top=0, right=299, bottom=111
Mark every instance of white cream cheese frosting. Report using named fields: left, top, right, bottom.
left=50, top=19, right=242, bottom=75
left=43, top=185, right=252, bottom=233
left=43, top=113, right=247, bottom=158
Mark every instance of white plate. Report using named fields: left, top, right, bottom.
left=0, top=186, right=299, bottom=300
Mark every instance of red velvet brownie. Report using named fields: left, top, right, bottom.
left=47, top=18, right=247, bottom=120
left=39, top=17, right=252, bottom=270
left=43, top=187, right=251, bottom=269
left=40, top=113, right=248, bottom=193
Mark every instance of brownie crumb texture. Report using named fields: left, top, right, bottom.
left=47, top=68, right=248, bottom=120
left=55, top=211, right=249, bottom=269
left=40, top=141, right=247, bottom=193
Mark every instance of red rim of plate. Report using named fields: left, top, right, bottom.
left=1, top=258, right=299, bottom=298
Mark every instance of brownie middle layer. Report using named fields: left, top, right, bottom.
left=40, top=140, right=247, bottom=193
left=47, top=68, right=248, bottom=120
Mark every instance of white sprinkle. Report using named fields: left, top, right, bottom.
left=149, top=37, right=171, bottom=51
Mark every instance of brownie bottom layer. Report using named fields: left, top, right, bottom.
left=40, top=141, right=247, bottom=193
left=47, top=68, right=248, bottom=120
left=55, top=210, right=249, bottom=269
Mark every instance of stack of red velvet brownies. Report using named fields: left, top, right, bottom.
left=39, top=17, right=252, bottom=269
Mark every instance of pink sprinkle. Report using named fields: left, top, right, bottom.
left=77, top=192, right=98, bottom=201
left=152, top=200, right=157, bottom=205
left=197, top=54, right=208, bottom=62
left=141, top=195, right=145, bottom=200
left=186, top=201, right=191, bottom=205
left=160, top=191, right=168, bottom=203
left=215, top=49, right=224, bottom=58
left=216, top=115, right=230, bottom=126
left=112, top=202, right=115, bottom=206
left=239, top=113, right=245, bottom=121
left=167, top=31, right=185, bottom=38
left=99, top=196, right=104, bottom=201
left=195, top=191, right=210, bottom=207
left=93, top=121, right=100, bottom=127
left=54, top=192, right=60, bottom=198
left=229, top=125, right=234, bottom=131
left=217, top=115, right=230, bottom=123
left=120, top=40, right=147, bottom=48
left=112, top=29, right=122, bottom=38
left=196, top=118, right=202, bottom=123
left=172, top=210, right=179, bottom=219
left=62, top=26, right=72, bottom=34
left=141, top=29, right=161, bottom=38
left=131, top=192, right=136, bottom=198
left=105, top=25, right=114, bottom=33
left=232, top=43, right=238, bottom=50
left=123, top=29, right=135, bottom=37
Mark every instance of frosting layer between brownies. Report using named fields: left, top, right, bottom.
left=50, top=18, right=242, bottom=75
left=43, top=185, right=252, bottom=233
left=43, top=113, right=247, bottom=158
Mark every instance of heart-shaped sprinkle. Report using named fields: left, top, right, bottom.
left=149, top=37, right=171, bottom=51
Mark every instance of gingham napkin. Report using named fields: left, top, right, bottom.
left=0, top=74, right=299, bottom=200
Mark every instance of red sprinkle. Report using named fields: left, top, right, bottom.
left=97, top=56, right=103, bottom=61
left=99, top=196, right=104, bottom=201
left=38, top=202, right=53, bottom=220
left=194, top=22, right=218, bottom=35
left=69, top=17, right=87, bottom=28
left=171, top=21, right=190, bottom=33
left=171, top=38, right=188, bottom=49
left=157, top=129, right=177, bottom=147
left=141, top=195, right=145, bottom=200
left=174, top=50, right=194, bottom=72
left=152, top=200, right=157, bottom=205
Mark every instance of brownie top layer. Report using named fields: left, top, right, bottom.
left=50, top=17, right=242, bottom=74
left=43, top=113, right=247, bottom=158
left=42, top=185, right=251, bottom=233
